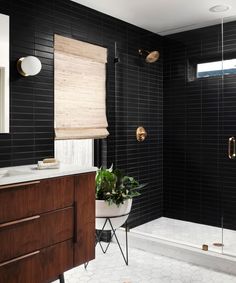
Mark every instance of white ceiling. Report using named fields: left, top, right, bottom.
left=71, top=0, right=236, bottom=35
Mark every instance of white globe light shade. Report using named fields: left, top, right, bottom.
left=17, top=56, right=42, bottom=76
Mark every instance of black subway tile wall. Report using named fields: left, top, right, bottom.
left=164, top=21, right=236, bottom=230
left=0, top=0, right=163, bottom=228
left=163, top=25, right=222, bottom=227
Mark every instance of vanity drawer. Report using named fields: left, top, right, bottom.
left=0, top=207, right=74, bottom=263
left=0, top=176, right=74, bottom=223
left=0, top=240, right=74, bottom=283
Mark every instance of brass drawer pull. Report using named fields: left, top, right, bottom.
left=0, top=215, right=40, bottom=229
left=0, top=250, right=40, bottom=267
left=0, top=181, right=40, bottom=190
left=228, top=137, right=236, bottom=159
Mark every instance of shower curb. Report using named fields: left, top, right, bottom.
left=116, top=228, right=236, bottom=276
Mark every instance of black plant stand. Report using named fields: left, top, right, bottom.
left=60, top=214, right=130, bottom=281
left=58, top=274, right=65, bottom=283
left=95, top=213, right=129, bottom=265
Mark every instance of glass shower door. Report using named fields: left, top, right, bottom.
left=221, top=15, right=236, bottom=257
left=161, top=18, right=224, bottom=253
left=193, top=19, right=224, bottom=253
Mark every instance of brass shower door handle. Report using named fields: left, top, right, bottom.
left=228, top=137, right=236, bottom=159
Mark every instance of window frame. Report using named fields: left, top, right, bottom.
left=187, top=53, right=236, bottom=82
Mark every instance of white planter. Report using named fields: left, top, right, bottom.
left=96, top=199, right=132, bottom=230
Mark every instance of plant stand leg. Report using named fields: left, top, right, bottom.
left=95, top=218, right=110, bottom=253
left=85, top=218, right=110, bottom=269
left=125, top=220, right=129, bottom=265
left=108, top=218, right=129, bottom=265
left=59, top=274, right=65, bottom=283
left=84, top=262, right=89, bottom=269
left=95, top=218, right=118, bottom=254
left=95, top=216, right=129, bottom=266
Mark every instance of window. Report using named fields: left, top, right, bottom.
left=55, top=139, right=94, bottom=167
left=197, top=58, right=236, bottom=78
left=54, top=35, right=108, bottom=166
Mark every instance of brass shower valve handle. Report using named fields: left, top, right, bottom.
left=136, top=127, right=147, bottom=142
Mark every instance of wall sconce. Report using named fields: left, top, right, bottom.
left=17, top=56, right=42, bottom=77
left=136, top=126, right=147, bottom=142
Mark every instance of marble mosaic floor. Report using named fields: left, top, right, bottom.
left=132, top=217, right=236, bottom=256
left=53, top=243, right=236, bottom=283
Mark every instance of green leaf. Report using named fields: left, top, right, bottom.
left=95, top=166, right=147, bottom=207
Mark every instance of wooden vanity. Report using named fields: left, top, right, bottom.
left=0, top=165, right=96, bottom=283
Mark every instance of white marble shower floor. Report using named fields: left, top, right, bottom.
left=132, top=217, right=236, bottom=256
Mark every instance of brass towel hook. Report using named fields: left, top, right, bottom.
left=136, top=127, right=147, bottom=142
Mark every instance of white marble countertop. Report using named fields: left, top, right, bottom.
left=0, top=164, right=97, bottom=186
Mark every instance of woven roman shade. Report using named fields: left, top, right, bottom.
left=54, top=34, right=109, bottom=140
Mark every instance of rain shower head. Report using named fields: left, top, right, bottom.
left=138, top=49, right=160, bottom=63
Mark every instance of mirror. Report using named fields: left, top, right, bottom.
left=0, top=13, right=9, bottom=133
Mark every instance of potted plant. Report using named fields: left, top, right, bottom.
left=95, top=166, right=145, bottom=230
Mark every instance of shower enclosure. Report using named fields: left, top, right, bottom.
left=133, top=15, right=236, bottom=258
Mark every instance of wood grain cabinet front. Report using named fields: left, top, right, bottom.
left=74, top=172, right=96, bottom=266
left=0, top=171, right=96, bottom=283
left=0, top=176, right=74, bottom=224
left=0, top=240, right=74, bottom=283
left=0, top=207, right=74, bottom=263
